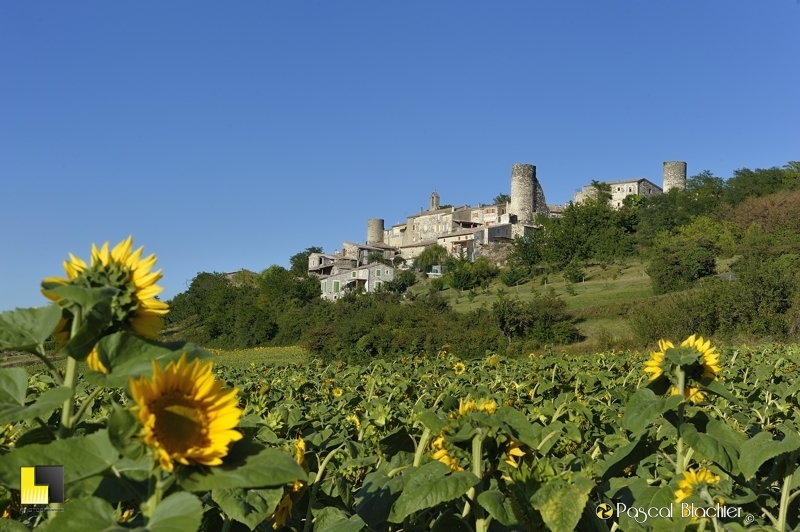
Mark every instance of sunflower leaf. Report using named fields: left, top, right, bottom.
left=0, top=384, right=72, bottom=426
left=387, top=461, right=479, bottom=523
left=0, top=305, right=62, bottom=354
left=212, top=487, right=284, bottom=531
left=147, top=492, right=203, bottom=532
left=177, top=443, right=306, bottom=491
left=34, top=496, right=126, bottom=532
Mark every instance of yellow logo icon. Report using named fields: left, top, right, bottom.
left=596, top=503, right=614, bottom=519
left=20, top=466, right=64, bottom=505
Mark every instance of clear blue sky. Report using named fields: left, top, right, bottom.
left=2, top=1, right=798, bottom=310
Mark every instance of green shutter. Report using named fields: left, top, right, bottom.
left=333, top=281, right=340, bottom=293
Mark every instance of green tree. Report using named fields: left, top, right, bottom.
left=493, top=193, right=511, bottom=205
left=413, top=244, right=449, bottom=273
left=645, top=234, right=718, bottom=294
left=289, top=246, right=324, bottom=277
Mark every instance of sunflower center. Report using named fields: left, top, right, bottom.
left=151, top=395, right=208, bottom=454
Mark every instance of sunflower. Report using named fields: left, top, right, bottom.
left=670, top=385, right=706, bottom=404
left=453, top=362, right=466, bottom=375
left=129, top=354, right=243, bottom=472
left=346, top=414, right=361, bottom=432
left=270, top=438, right=308, bottom=529
left=42, top=236, right=169, bottom=339
left=681, top=334, right=721, bottom=379
left=86, top=348, right=108, bottom=374
left=431, top=434, right=462, bottom=472
left=332, top=388, right=344, bottom=398
left=643, top=339, right=674, bottom=380
left=675, top=467, right=720, bottom=504
left=504, top=440, right=526, bottom=469
left=486, top=354, right=500, bottom=367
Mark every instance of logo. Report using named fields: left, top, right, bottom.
left=20, top=466, right=64, bottom=505
left=596, top=503, right=614, bottom=519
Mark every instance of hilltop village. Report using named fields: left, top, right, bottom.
left=309, top=162, right=687, bottom=300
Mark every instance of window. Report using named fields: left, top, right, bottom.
left=352, top=271, right=357, bottom=278
left=385, top=269, right=389, bottom=275
left=321, top=281, right=326, bottom=293
left=333, top=281, right=340, bottom=293
left=375, top=281, right=382, bottom=290
left=617, top=187, right=621, bottom=191
left=376, top=269, right=381, bottom=277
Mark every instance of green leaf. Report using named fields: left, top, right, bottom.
left=0, top=430, right=121, bottom=490
left=147, top=492, right=203, bottom=532
left=60, top=298, right=113, bottom=360
left=354, top=469, right=410, bottom=528
left=739, top=430, right=800, bottom=480
left=0, top=369, right=28, bottom=406
left=622, top=389, right=669, bottom=434
left=0, top=519, right=32, bottom=532
left=597, top=437, right=652, bottom=481
left=418, top=410, right=447, bottom=435
left=477, top=489, right=519, bottom=526
left=0, top=385, right=72, bottom=426
left=680, top=421, right=741, bottom=472
left=212, top=487, right=284, bottom=531
left=314, top=506, right=367, bottom=532
left=699, top=379, right=739, bottom=404
left=45, top=285, right=118, bottom=311
left=108, top=403, right=145, bottom=460
left=85, top=332, right=211, bottom=388
left=36, top=496, right=127, bottom=532
left=387, top=461, right=478, bottom=523
left=529, top=477, right=593, bottom=532
left=0, top=305, right=62, bottom=354
left=177, top=443, right=305, bottom=491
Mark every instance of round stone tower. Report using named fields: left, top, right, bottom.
left=663, top=161, right=687, bottom=193
left=430, top=190, right=440, bottom=211
left=510, top=164, right=536, bottom=223
left=366, top=218, right=385, bottom=245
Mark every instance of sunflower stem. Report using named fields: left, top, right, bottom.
left=303, top=444, right=345, bottom=532
left=675, top=366, right=686, bottom=475
left=35, top=343, right=63, bottom=386
left=414, top=427, right=432, bottom=467
left=58, top=307, right=82, bottom=439
left=70, top=386, right=104, bottom=427
left=777, top=451, right=797, bottom=532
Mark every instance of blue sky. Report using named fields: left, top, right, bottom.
left=2, top=1, right=798, bottom=310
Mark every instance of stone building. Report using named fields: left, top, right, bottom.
left=318, top=262, right=394, bottom=301
left=572, top=161, right=687, bottom=208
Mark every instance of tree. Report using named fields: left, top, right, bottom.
left=493, top=193, right=511, bottom=205
left=289, top=246, right=323, bottom=277
left=590, top=180, right=612, bottom=204
left=413, top=244, right=449, bottom=273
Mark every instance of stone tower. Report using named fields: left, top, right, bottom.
left=366, top=218, right=384, bottom=245
left=510, top=164, right=547, bottom=224
left=430, top=191, right=440, bottom=211
left=663, top=161, right=687, bottom=193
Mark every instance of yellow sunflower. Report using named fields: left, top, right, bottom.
left=504, top=440, right=527, bottom=469
left=670, top=385, right=706, bottom=404
left=453, top=362, right=466, bottom=375
left=86, top=348, right=108, bottom=374
left=42, top=236, right=169, bottom=339
left=675, top=467, right=720, bottom=503
left=681, top=334, right=721, bottom=379
left=129, top=354, right=243, bottom=472
left=643, top=339, right=674, bottom=380
left=332, top=388, right=344, bottom=398
left=431, top=434, right=462, bottom=472
left=270, top=437, right=308, bottom=529
left=486, top=354, right=500, bottom=367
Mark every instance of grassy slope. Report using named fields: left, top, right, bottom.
left=409, top=258, right=737, bottom=353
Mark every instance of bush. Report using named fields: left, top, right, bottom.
left=646, top=236, right=717, bottom=294
left=562, top=262, right=585, bottom=284
left=499, top=266, right=528, bottom=287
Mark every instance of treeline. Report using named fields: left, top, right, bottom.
left=166, top=266, right=577, bottom=361
left=504, top=161, right=800, bottom=342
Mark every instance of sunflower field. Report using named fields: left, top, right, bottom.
left=1, top=238, right=800, bottom=531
